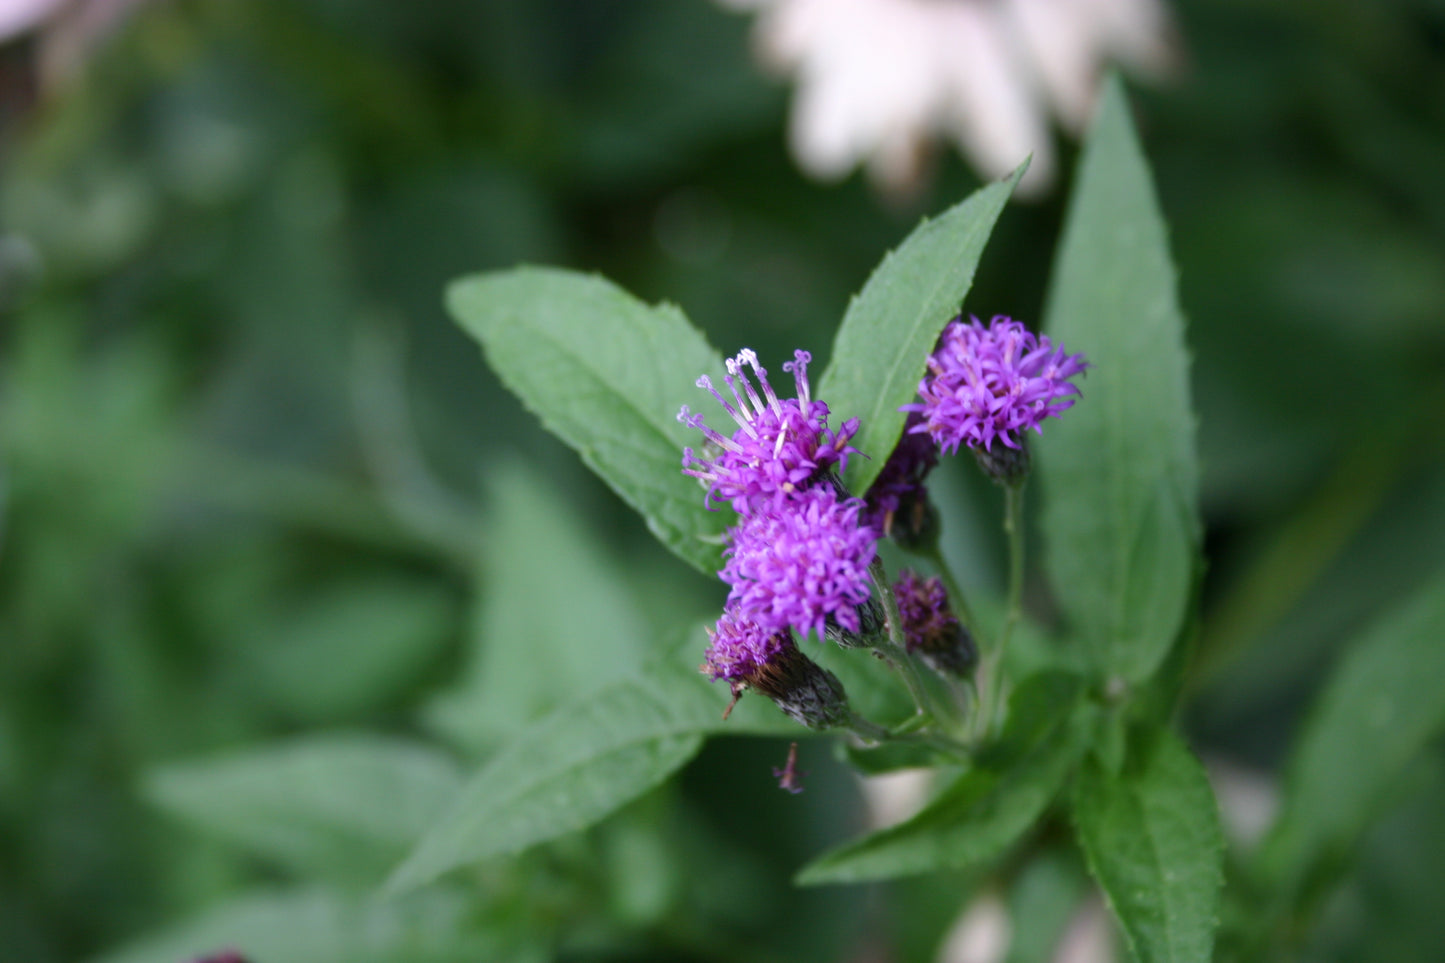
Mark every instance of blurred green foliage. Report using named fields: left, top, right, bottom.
left=1, top=1, right=1444, bottom=961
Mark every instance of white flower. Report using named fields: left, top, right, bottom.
left=717, top=0, right=1176, bottom=196
left=0, top=0, right=155, bottom=90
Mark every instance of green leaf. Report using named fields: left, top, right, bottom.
left=144, top=735, right=463, bottom=882
left=425, top=461, right=649, bottom=754
left=387, top=652, right=798, bottom=894
left=90, top=888, right=500, bottom=963
left=819, top=162, right=1027, bottom=496
left=1035, top=77, right=1200, bottom=685
left=247, top=576, right=459, bottom=722
left=1256, top=567, right=1445, bottom=897
left=1004, top=849, right=1089, bottom=963
left=795, top=674, right=1087, bottom=885
left=446, top=267, right=729, bottom=573
left=1073, top=730, right=1223, bottom=963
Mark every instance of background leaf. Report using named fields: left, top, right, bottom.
left=1255, top=566, right=1445, bottom=898
left=144, top=735, right=463, bottom=882
left=244, top=576, right=459, bottom=723
left=1073, top=730, right=1223, bottom=963
left=447, top=267, right=730, bottom=573
left=1035, top=77, right=1200, bottom=686
left=820, top=163, right=1025, bottom=496
left=425, top=461, right=649, bottom=754
left=795, top=674, right=1087, bottom=885
left=388, top=645, right=798, bottom=894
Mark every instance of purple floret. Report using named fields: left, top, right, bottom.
left=904, top=316, right=1087, bottom=454
left=702, top=607, right=790, bottom=681
left=680, top=348, right=859, bottom=513
left=721, top=485, right=878, bottom=641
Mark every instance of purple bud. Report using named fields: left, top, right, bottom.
left=894, top=569, right=977, bottom=678
left=863, top=412, right=940, bottom=544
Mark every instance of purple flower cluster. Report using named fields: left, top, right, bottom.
left=680, top=349, right=859, bottom=513
left=681, top=348, right=878, bottom=645
left=722, top=485, right=877, bottom=640
left=905, top=315, right=1087, bottom=454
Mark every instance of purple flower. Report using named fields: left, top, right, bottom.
left=680, top=348, right=860, bottom=513
left=862, top=411, right=939, bottom=539
left=702, top=607, right=791, bottom=682
left=702, top=608, right=850, bottom=729
left=893, top=568, right=976, bottom=678
left=721, top=485, right=878, bottom=640
left=904, top=316, right=1087, bottom=454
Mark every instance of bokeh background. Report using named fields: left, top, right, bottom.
left=2, top=1, right=1444, bottom=961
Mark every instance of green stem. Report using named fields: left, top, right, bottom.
left=869, top=560, right=967, bottom=737
left=846, top=711, right=971, bottom=762
left=845, top=710, right=895, bottom=743
left=980, top=481, right=1026, bottom=739
left=869, top=560, right=929, bottom=714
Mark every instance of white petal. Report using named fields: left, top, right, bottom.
left=933, top=2, right=1055, bottom=193
left=0, top=0, right=62, bottom=42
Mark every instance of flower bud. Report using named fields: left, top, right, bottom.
left=894, top=569, right=977, bottom=679
left=703, top=609, right=851, bottom=730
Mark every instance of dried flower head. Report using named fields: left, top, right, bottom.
left=905, top=315, right=1087, bottom=454
left=702, top=608, right=850, bottom=729
left=681, top=348, right=859, bottom=513
left=894, top=568, right=977, bottom=678
left=721, top=485, right=878, bottom=640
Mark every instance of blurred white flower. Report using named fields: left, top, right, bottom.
left=0, top=0, right=154, bottom=90
left=716, top=0, right=1176, bottom=196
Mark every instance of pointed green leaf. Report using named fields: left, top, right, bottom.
left=387, top=652, right=798, bottom=894
left=1035, top=77, right=1200, bottom=685
left=446, top=267, right=729, bottom=573
left=1073, top=731, right=1224, bottom=963
left=796, top=674, right=1087, bottom=885
left=144, top=735, right=462, bottom=881
left=1257, top=567, right=1445, bottom=897
left=819, top=162, right=1027, bottom=495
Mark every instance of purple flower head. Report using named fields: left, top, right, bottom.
left=680, top=348, right=860, bottom=513
left=904, top=316, right=1087, bottom=454
left=862, top=411, right=939, bottom=540
left=702, top=607, right=790, bottom=683
left=893, top=568, right=977, bottom=678
left=702, top=608, right=850, bottom=730
left=721, top=485, right=878, bottom=641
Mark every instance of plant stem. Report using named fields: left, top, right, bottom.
left=980, top=480, right=1026, bottom=738
left=845, top=711, right=971, bottom=762
left=869, top=559, right=966, bottom=737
